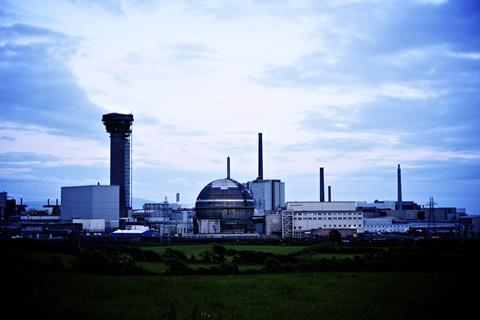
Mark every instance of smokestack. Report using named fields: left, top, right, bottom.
left=397, top=164, right=403, bottom=210
left=258, top=133, right=263, bottom=180
left=176, top=193, right=180, bottom=203
left=227, top=156, right=231, bottom=179
left=319, top=167, right=325, bottom=202
left=328, top=186, right=331, bottom=202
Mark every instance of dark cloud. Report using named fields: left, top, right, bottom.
left=0, top=24, right=105, bottom=139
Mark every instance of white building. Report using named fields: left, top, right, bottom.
left=282, top=201, right=362, bottom=238
left=246, top=179, right=285, bottom=212
left=61, top=185, right=119, bottom=222
left=363, top=217, right=409, bottom=233
left=356, top=201, right=396, bottom=210
left=72, top=219, right=106, bottom=233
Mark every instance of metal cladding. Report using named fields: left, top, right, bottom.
left=257, top=133, right=263, bottom=180
left=328, top=185, right=332, bottom=202
left=195, top=178, right=254, bottom=233
left=319, top=167, right=325, bottom=202
left=102, top=113, right=134, bottom=220
left=397, top=164, right=403, bottom=210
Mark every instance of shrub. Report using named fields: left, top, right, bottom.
left=163, top=248, right=188, bottom=261
left=73, top=248, right=149, bottom=275
left=164, top=258, right=191, bottom=275
left=264, top=257, right=282, bottom=273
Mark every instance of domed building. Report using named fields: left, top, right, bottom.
left=195, top=158, right=254, bottom=234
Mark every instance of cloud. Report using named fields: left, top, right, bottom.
left=166, top=42, right=215, bottom=64
left=0, top=23, right=105, bottom=139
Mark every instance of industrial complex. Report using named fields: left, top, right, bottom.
left=1, top=112, right=479, bottom=241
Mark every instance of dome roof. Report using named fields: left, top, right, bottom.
left=195, top=177, right=254, bottom=233
left=196, top=178, right=254, bottom=203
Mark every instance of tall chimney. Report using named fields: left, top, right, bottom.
left=397, top=164, right=403, bottom=210
left=176, top=193, right=180, bottom=203
left=328, top=186, right=331, bottom=202
left=258, top=133, right=263, bottom=180
left=319, top=167, right=325, bottom=202
left=227, top=156, right=231, bottom=179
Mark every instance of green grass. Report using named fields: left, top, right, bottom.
left=141, top=244, right=307, bottom=258
left=4, top=262, right=475, bottom=320
left=3, top=244, right=478, bottom=319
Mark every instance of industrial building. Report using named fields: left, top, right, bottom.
left=363, top=217, right=410, bottom=233
left=195, top=157, right=255, bottom=234
left=282, top=201, right=362, bottom=238
left=246, top=133, right=285, bottom=213
left=61, top=185, right=120, bottom=230
left=140, top=198, right=194, bottom=237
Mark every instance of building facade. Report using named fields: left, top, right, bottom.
left=246, top=179, right=285, bottom=213
left=282, top=201, right=362, bottom=238
left=61, top=185, right=119, bottom=222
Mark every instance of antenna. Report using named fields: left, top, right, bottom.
left=425, top=196, right=438, bottom=239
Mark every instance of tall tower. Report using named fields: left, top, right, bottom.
left=397, top=164, right=403, bottom=210
left=102, top=113, right=134, bottom=220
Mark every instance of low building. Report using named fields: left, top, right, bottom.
left=281, top=201, right=362, bottom=239
left=459, top=215, right=480, bottom=239
left=61, top=185, right=119, bottom=222
left=363, top=217, right=410, bottom=233
left=72, top=219, right=106, bottom=233
left=265, top=213, right=282, bottom=237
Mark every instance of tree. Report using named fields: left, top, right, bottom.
left=329, top=229, right=342, bottom=243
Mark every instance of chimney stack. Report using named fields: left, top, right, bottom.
left=227, top=156, right=231, bottom=179
left=257, top=133, right=263, bottom=180
left=328, top=186, right=331, bottom=202
left=319, top=167, right=325, bottom=202
left=397, top=164, right=403, bottom=210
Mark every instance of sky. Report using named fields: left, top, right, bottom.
left=0, top=0, right=479, bottom=213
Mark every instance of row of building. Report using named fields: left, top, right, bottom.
left=1, top=113, right=478, bottom=240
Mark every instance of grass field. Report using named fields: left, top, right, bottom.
left=2, top=242, right=478, bottom=319
left=141, top=244, right=308, bottom=258
left=4, top=263, right=475, bottom=320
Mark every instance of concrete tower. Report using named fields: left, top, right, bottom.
left=102, top=113, right=134, bottom=221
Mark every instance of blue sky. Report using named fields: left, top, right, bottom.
left=0, top=0, right=479, bottom=213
